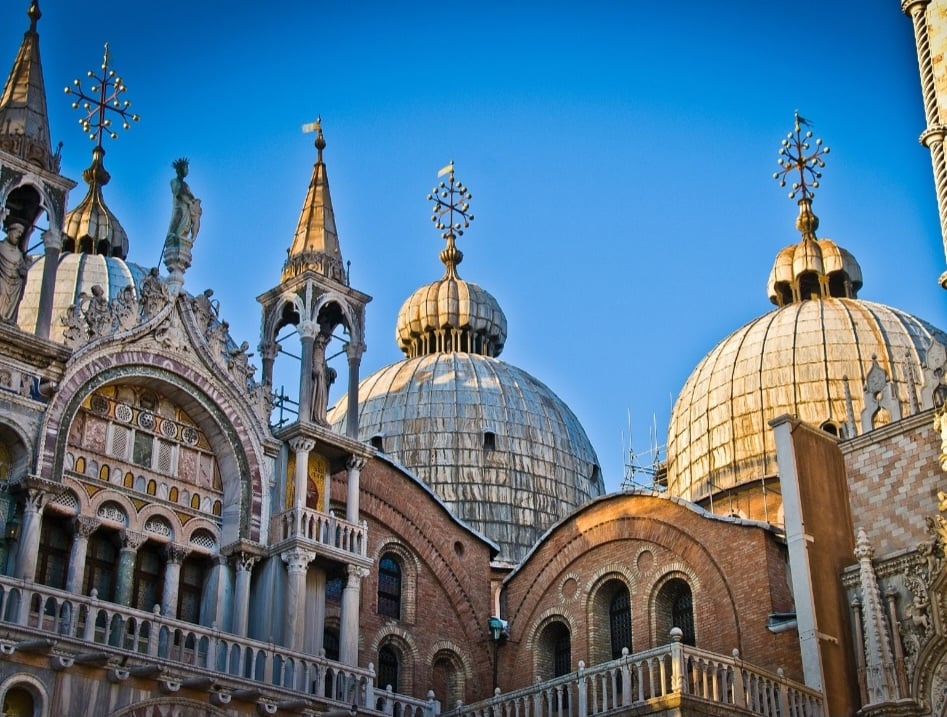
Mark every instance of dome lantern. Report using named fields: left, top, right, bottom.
left=768, top=113, right=862, bottom=307
left=396, top=163, right=507, bottom=358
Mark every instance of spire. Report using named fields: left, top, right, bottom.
left=767, top=113, right=862, bottom=306
left=282, top=118, right=346, bottom=284
left=854, top=528, right=900, bottom=705
left=0, top=1, right=56, bottom=172
left=62, top=43, right=139, bottom=257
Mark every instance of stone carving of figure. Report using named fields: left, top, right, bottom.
left=163, top=158, right=200, bottom=254
left=112, top=284, right=139, bottom=332
left=191, top=288, right=218, bottom=333
left=140, top=267, right=169, bottom=320
left=61, top=301, right=86, bottom=347
left=935, top=409, right=947, bottom=472
left=228, top=341, right=254, bottom=387
left=311, top=333, right=337, bottom=425
left=205, top=320, right=229, bottom=363
left=85, top=285, right=113, bottom=338
left=0, top=224, right=28, bottom=323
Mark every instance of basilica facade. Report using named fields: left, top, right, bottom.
left=0, top=2, right=945, bottom=717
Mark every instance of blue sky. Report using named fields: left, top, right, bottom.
left=6, top=0, right=946, bottom=491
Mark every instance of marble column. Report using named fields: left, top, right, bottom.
left=289, top=437, right=316, bottom=514
left=161, top=544, right=189, bottom=617
left=281, top=548, right=314, bottom=652
left=14, top=489, right=46, bottom=581
left=345, top=456, right=365, bottom=524
left=344, top=343, right=365, bottom=439
left=115, top=530, right=147, bottom=607
left=306, top=564, right=327, bottom=657
left=339, top=564, right=367, bottom=666
left=34, top=227, right=62, bottom=340
left=297, top=323, right=317, bottom=424
left=258, top=339, right=280, bottom=391
left=232, top=552, right=259, bottom=638
left=65, top=516, right=99, bottom=592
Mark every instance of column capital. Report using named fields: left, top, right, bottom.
left=234, top=552, right=260, bottom=574
left=345, top=342, right=366, bottom=363
left=42, top=228, right=63, bottom=252
left=902, top=0, right=931, bottom=16
left=346, top=564, right=369, bottom=582
left=346, top=455, right=367, bottom=472
left=281, top=547, right=315, bottom=574
left=121, top=529, right=148, bottom=551
left=73, top=515, right=99, bottom=539
left=164, top=543, right=189, bottom=564
left=289, top=437, right=316, bottom=454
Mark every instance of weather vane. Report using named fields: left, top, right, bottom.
left=428, top=161, right=474, bottom=240
left=773, top=111, right=829, bottom=201
left=64, top=43, right=140, bottom=146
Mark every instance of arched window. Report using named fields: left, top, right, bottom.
left=378, top=554, right=402, bottom=619
left=378, top=644, right=399, bottom=691
left=536, top=621, right=571, bottom=679
left=655, top=577, right=695, bottom=646
left=609, top=586, right=632, bottom=659
left=2, top=685, right=34, bottom=717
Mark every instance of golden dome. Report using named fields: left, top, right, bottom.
left=665, top=297, right=945, bottom=502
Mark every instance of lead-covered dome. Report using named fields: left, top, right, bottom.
left=332, top=164, right=603, bottom=561
left=332, top=352, right=603, bottom=561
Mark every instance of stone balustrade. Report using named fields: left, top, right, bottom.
left=269, top=506, right=368, bottom=558
left=444, top=634, right=822, bottom=717
left=0, top=575, right=388, bottom=709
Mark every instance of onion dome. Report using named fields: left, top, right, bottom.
left=665, top=113, right=947, bottom=505
left=332, top=163, right=603, bottom=562
left=62, top=145, right=128, bottom=258
left=281, top=120, right=346, bottom=284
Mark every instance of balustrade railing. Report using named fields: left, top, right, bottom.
left=270, top=507, right=368, bottom=557
left=445, top=636, right=822, bottom=717
left=0, top=575, right=378, bottom=708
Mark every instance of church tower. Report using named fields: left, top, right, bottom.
left=256, top=120, right=373, bottom=665
left=0, top=0, right=76, bottom=338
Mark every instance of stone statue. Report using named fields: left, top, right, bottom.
left=0, top=224, right=28, bottom=323
left=85, top=285, right=112, bottom=338
left=310, top=333, right=336, bottom=425
left=205, top=320, right=229, bottom=362
left=112, top=285, right=139, bottom=331
left=140, top=267, right=169, bottom=320
left=61, top=301, right=86, bottom=347
left=228, top=341, right=254, bottom=387
left=164, top=158, right=200, bottom=248
left=191, top=288, right=218, bottom=332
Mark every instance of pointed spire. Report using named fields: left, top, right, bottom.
left=0, top=1, right=56, bottom=171
left=854, top=528, right=899, bottom=705
left=282, top=118, right=346, bottom=284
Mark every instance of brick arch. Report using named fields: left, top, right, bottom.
left=34, top=357, right=266, bottom=543
left=356, top=466, right=492, bottom=647
left=586, top=570, right=634, bottom=664
left=374, top=540, right=419, bottom=623
left=372, top=627, right=418, bottom=695
left=428, top=640, right=472, bottom=709
left=528, top=612, right=576, bottom=680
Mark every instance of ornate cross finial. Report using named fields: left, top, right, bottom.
left=427, top=162, right=474, bottom=278
left=428, top=162, right=474, bottom=239
left=64, top=43, right=140, bottom=147
left=773, top=111, right=830, bottom=201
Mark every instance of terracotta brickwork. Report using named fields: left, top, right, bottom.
left=332, top=457, right=496, bottom=703
left=842, top=411, right=942, bottom=558
left=500, top=492, right=801, bottom=692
